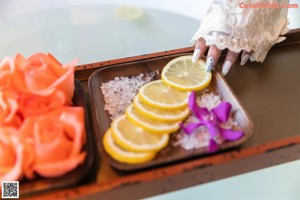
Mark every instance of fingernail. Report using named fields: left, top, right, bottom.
left=240, top=54, right=249, bottom=66
left=222, top=61, right=232, bottom=76
left=192, top=49, right=201, bottom=63
left=205, top=57, right=214, bottom=72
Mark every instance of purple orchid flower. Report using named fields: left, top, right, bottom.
left=180, top=91, right=244, bottom=153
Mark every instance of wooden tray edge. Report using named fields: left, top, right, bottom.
left=29, top=134, right=300, bottom=200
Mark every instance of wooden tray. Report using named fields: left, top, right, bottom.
left=88, top=54, right=254, bottom=171
left=19, top=80, right=94, bottom=196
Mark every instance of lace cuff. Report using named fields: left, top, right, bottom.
left=191, top=0, right=290, bottom=62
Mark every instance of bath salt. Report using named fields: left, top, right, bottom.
left=101, top=71, right=158, bottom=120
left=173, top=115, right=210, bottom=150
left=174, top=92, right=237, bottom=150
left=196, top=90, right=221, bottom=110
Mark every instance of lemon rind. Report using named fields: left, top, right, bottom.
left=103, top=129, right=156, bottom=164
left=139, top=81, right=189, bottom=110
left=125, top=105, right=180, bottom=134
left=133, top=95, right=190, bottom=122
left=111, top=115, right=169, bottom=152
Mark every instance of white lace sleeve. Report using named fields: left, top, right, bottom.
left=191, top=0, right=290, bottom=62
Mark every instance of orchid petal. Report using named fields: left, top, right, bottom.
left=207, top=124, right=219, bottom=138
left=180, top=122, right=202, bottom=135
left=188, top=91, right=211, bottom=120
left=198, top=107, right=210, bottom=120
left=219, top=127, right=244, bottom=141
left=208, top=139, right=218, bottom=153
left=212, top=102, right=231, bottom=122
left=188, top=91, right=200, bottom=116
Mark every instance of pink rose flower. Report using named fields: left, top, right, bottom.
left=12, top=53, right=77, bottom=104
left=0, top=57, right=15, bottom=90
left=0, top=91, right=22, bottom=128
left=0, top=128, right=24, bottom=182
left=19, top=106, right=86, bottom=178
left=18, top=90, right=66, bottom=118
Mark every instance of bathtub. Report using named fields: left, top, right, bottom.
left=0, top=0, right=299, bottom=64
left=0, top=0, right=208, bottom=64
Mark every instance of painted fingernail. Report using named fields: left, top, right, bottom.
left=205, top=57, right=214, bottom=72
left=240, top=54, right=249, bottom=66
left=222, top=61, right=232, bottom=76
left=192, top=49, right=201, bottom=63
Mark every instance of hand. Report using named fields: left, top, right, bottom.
left=192, top=38, right=251, bottom=75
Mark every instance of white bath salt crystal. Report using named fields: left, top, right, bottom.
left=197, top=92, right=221, bottom=110
left=203, top=88, right=210, bottom=93
left=174, top=123, right=225, bottom=150
left=101, top=72, right=156, bottom=120
left=219, top=117, right=239, bottom=130
left=138, top=74, right=144, bottom=79
left=174, top=127, right=210, bottom=150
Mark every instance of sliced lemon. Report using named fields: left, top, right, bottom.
left=138, top=80, right=189, bottom=110
left=133, top=95, right=190, bottom=122
left=111, top=115, right=169, bottom=152
left=103, top=129, right=156, bottom=164
left=115, top=6, right=143, bottom=21
left=125, top=104, right=180, bottom=134
left=161, top=55, right=212, bottom=91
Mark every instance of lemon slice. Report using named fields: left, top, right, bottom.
left=115, top=6, right=143, bottom=21
left=161, top=55, right=212, bottom=91
left=125, top=105, right=180, bottom=134
left=103, top=129, right=156, bottom=164
left=111, top=115, right=169, bottom=152
left=139, top=80, right=189, bottom=110
left=133, top=95, right=190, bottom=122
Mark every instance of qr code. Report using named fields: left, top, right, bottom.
left=2, top=181, right=19, bottom=199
